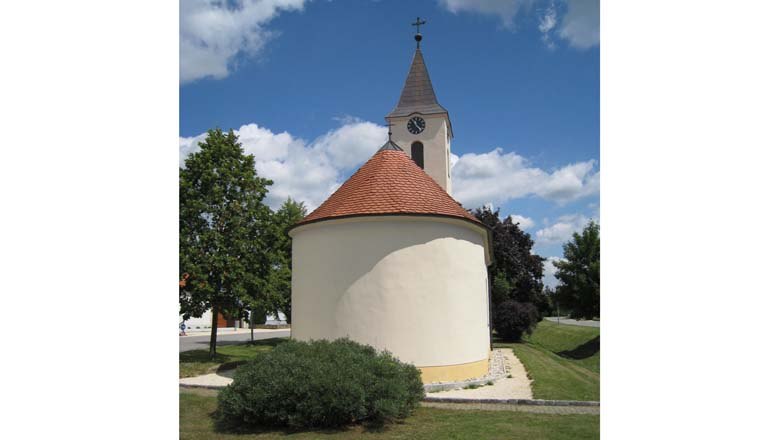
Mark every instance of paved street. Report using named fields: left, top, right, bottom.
left=179, top=329, right=290, bottom=352
left=544, top=317, right=600, bottom=328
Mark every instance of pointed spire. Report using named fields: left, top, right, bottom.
left=386, top=48, right=448, bottom=118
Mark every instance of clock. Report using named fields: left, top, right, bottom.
left=407, top=116, right=426, bottom=134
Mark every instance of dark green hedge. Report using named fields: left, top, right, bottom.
left=216, top=338, right=424, bottom=429
left=494, top=300, right=538, bottom=342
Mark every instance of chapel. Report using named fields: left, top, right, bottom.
left=289, top=25, right=493, bottom=383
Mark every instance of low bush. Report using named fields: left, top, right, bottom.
left=494, top=300, right=538, bottom=342
left=215, top=338, right=424, bottom=429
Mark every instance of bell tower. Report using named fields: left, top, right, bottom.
left=385, top=18, right=453, bottom=195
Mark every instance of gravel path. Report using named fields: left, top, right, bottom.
left=179, top=387, right=598, bottom=415
left=179, top=369, right=235, bottom=388
left=425, top=348, right=533, bottom=400
left=422, top=401, right=599, bottom=415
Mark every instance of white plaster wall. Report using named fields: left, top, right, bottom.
left=291, top=216, right=490, bottom=367
left=387, top=114, right=452, bottom=194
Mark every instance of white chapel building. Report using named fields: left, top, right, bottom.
left=289, top=32, right=493, bottom=383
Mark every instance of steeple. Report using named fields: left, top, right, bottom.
left=386, top=48, right=448, bottom=119
left=384, top=19, right=454, bottom=195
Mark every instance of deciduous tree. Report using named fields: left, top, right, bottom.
left=268, top=197, right=307, bottom=324
left=493, top=300, right=538, bottom=342
left=473, top=206, right=549, bottom=320
left=180, top=128, right=274, bottom=358
left=553, top=220, right=600, bottom=320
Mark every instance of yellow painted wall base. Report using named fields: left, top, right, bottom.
left=418, top=358, right=489, bottom=383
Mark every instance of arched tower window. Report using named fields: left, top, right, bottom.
left=411, top=141, right=424, bottom=169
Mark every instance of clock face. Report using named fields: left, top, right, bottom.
left=407, top=116, right=426, bottom=135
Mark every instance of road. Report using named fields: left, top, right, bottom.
left=544, top=317, right=600, bottom=328
left=179, top=329, right=291, bottom=352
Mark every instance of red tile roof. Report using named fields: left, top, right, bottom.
left=294, top=148, right=481, bottom=228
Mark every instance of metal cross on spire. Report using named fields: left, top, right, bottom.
left=412, top=17, right=427, bottom=33
left=412, top=17, right=426, bottom=48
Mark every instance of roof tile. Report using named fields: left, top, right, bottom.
left=296, top=148, right=479, bottom=227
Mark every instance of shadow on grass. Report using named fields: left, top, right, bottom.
left=556, top=336, right=600, bottom=360
left=211, top=411, right=395, bottom=436
left=189, top=336, right=290, bottom=349
left=181, top=338, right=289, bottom=360
left=179, top=350, right=231, bottom=364
left=491, top=335, right=529, bottom=346
left=245, top=337, right=288, bottom=347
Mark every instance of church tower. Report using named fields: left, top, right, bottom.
left=385, top=21, right=453, bottom=195
left=289, top=19, right=492, bottom=384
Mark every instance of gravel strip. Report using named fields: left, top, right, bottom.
left=426, top=348, right=533, bottom=399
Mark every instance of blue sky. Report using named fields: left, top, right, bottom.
left=179, top=0, right=600, bottom=286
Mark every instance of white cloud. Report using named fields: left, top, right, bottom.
left=451, top=148, right=599, bottom=208
left=535, top=213, right=595, bottom=245
left=179, top=119, right=386, bottom=209
left=508, top=214, right=535, bottom=230
left=181, top=125, right=598, bottom=215
left=558, top=0, right=599, bottom=49
left=179, top=132, right=207, bottom=166
left=438, top=0, right=599, bottom=49
left=543, top=256, right=563, bottom=288
left=438, top=0, right=532, bottom=28
left=538, top=2, right=558, bottom=49
left=310, top=121, right=387, bottom=170
left=180, top=0, right=308, bottom=83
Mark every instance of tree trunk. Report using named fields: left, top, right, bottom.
left=250, top=308, right=255, bottom=343
left=209, top=304, right=219, bottom=360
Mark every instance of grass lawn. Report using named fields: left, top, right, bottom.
left=495, top=320, right=600, bottom=401
left=180, top=391, right=599, bottom=440
left=180, top=338, right=288, bottom=378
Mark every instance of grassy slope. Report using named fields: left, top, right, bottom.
left=495, top=321, right=600, bottom=401
left=180, top=392, right=599, bottom=440
left=179, top=338, right=287, bottom=378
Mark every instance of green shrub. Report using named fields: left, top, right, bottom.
left=215, top=338, right=424, bottom=429
left=494, top=300, right=538, bottom=342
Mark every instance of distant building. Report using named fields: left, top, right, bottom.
left=179, top=310, right=287, bottom=331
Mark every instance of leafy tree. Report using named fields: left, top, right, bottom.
left=472, top=206, right=548, bottom=320
left=491, top=271, right=512, bottom=305
left=268, top=197, right=307, bottom=324
left=493, top=300, right=538, bottom=342
left=553, top=220, right=600, bottom=319
left=180, top=128, right=274, bottom=359
left=543, top=285, right=559, bottom=317
left=242, top=205, right=277, bottom=342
